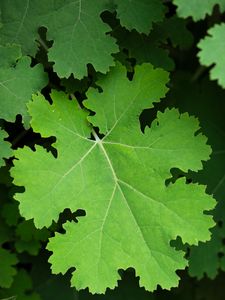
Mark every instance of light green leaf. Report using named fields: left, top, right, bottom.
left=0, top=45, right=47, bottom=123
left=0, top=0, right=118, bottom=78
left=115, top=0, right=165, bottom=33
left=173, top=0, right=225, bottom=20
left=11, top=64, right=215, bottom=293
left=198, top=23, right=225, bottom=88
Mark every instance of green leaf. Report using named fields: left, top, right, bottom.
left=0, top=218, right=13, bottom=246
left=11, top=64, right=215, bottom=293
left=115, top=0, right=165, bottom=33
left=0, top=130, right=12, bottom=167
left=0, top=248, right=18, bottom=288
left=188, top=226, right=225, bottom=279
left=0, top=0, right=119, bottom=78
left=0, top=45, right=47, bottom=123
left=15, top=220, right=50, bottom=255
left=0, top=269, right=41, bottom=300
left=156, top=16, right=193, bottom=49
left=173, top=0, right=225, bottom=20
left=1, top=202, right=20, bottom=226
left=111, top=16, right=192, bottom=71
left=112, top=26, right=174, bottom=71
left=198, top=23, right=225, bottom=89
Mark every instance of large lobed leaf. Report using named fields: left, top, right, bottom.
left=11, top=64, right=215, bottom=293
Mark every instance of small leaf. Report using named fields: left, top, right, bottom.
left=198, top=23, right=225, bottom=89
left=0, top=45, right=48, bottom=123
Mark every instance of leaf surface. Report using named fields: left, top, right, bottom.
left=11, top=64, right=215, bottom=293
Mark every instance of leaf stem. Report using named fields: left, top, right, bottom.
left=37, top=37, right=49, bottom=51
left=191, top=66, right=207, bottom=82
left=70, top=94, right=100, bottom=141
left=92, top=129, right=100, bottom=142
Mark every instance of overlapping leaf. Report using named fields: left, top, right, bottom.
left=114, top=16, right=192, bottom=71
left=0, top=0, right=119, bottom=78
left=11, top=63, right=215, bottom=293
left=0, top=44, right=47, bottom=123
left=198, top=23, right=225, bottom=89
left=15, top=220, right=50, bottom=255
left=114, top=0, right=165, bottom=33
left=188, top=226, right=225, bottom=279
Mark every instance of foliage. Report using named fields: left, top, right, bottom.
left=0, top=0, right=225, bottom=299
